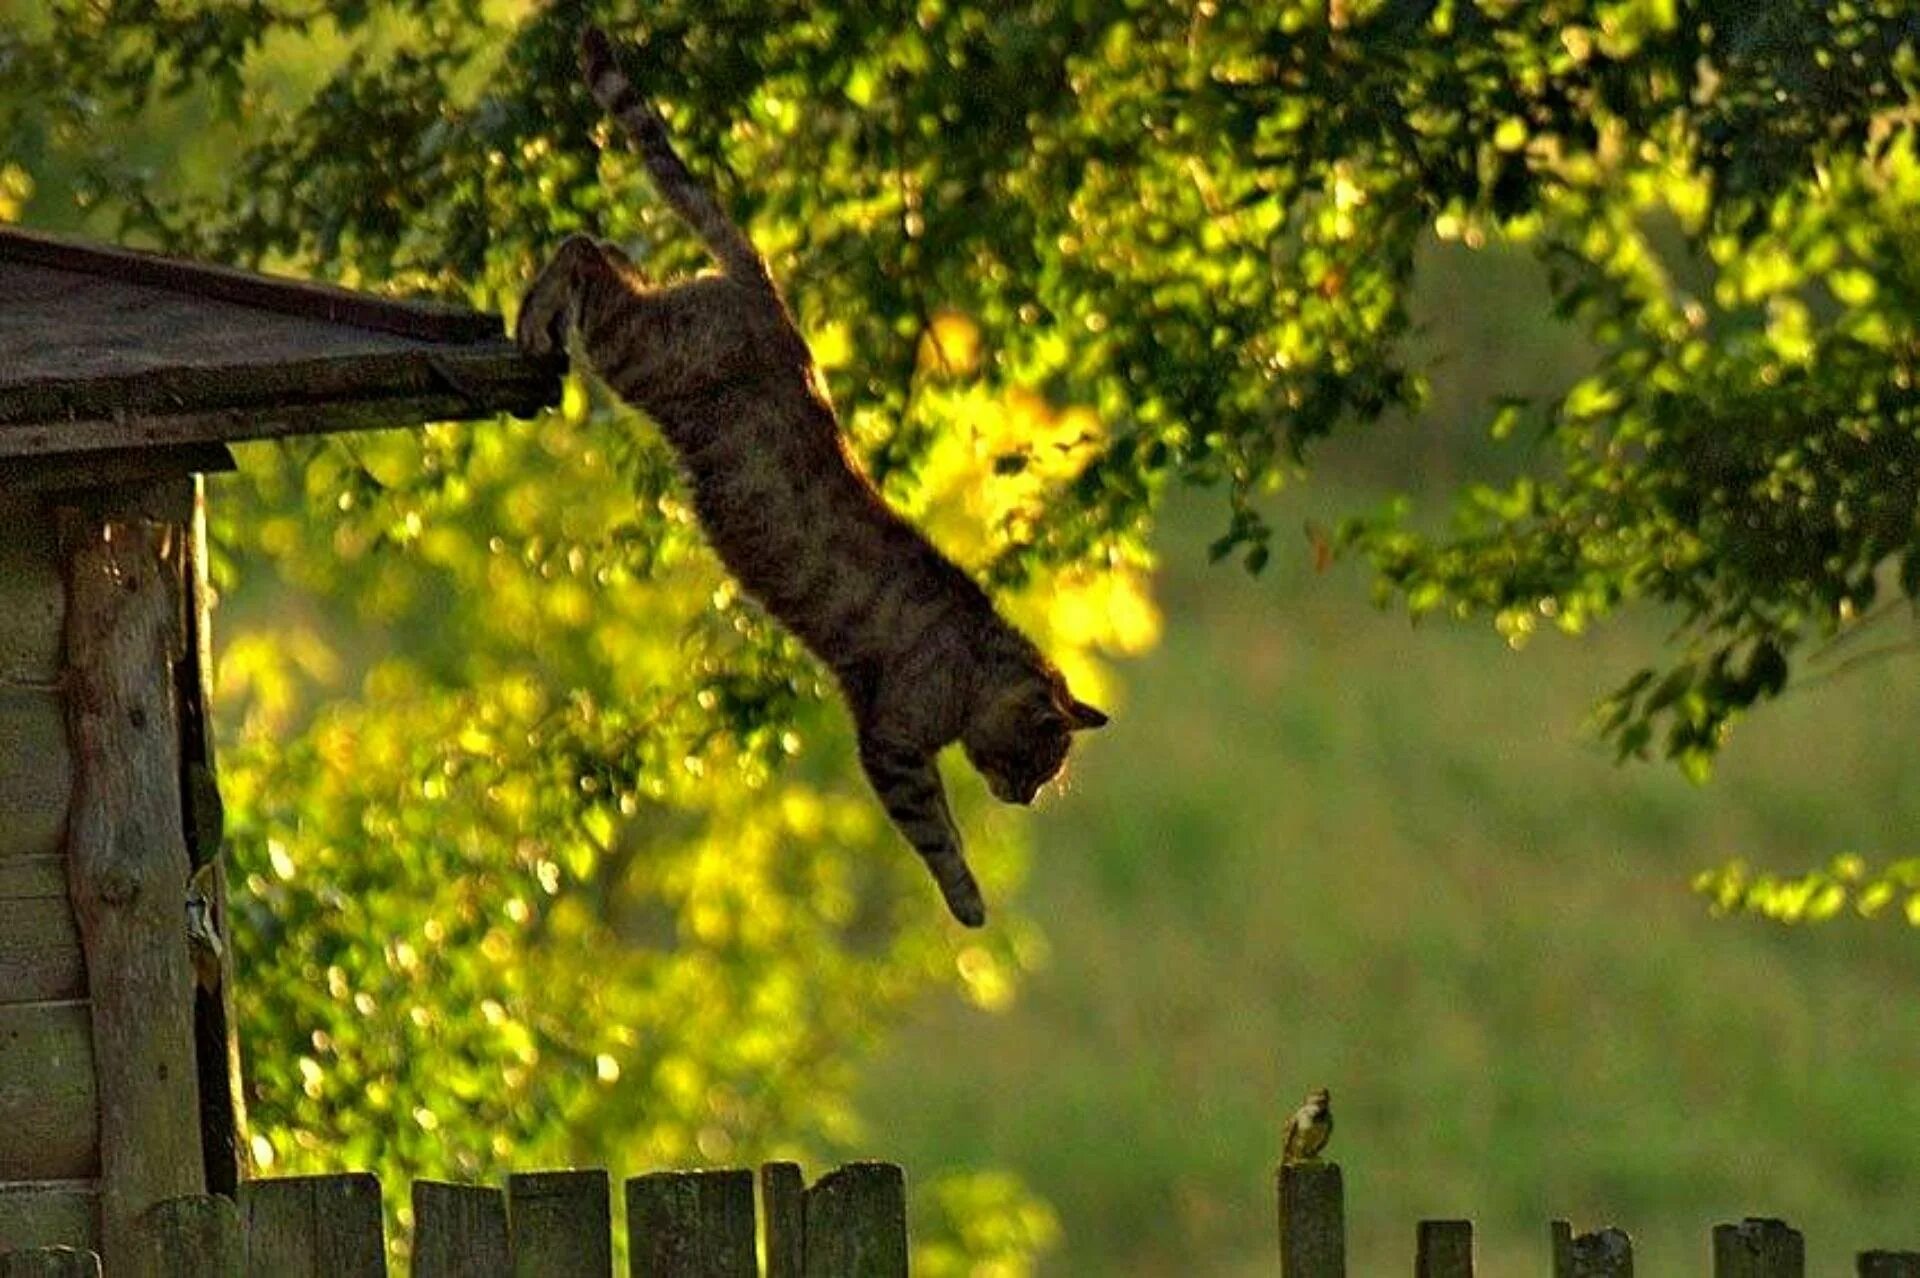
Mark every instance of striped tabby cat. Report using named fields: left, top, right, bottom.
left=516, top=26, right=1107, bottom=926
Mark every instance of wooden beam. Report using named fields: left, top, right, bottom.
left=0, top=388, right=555, bottom=464
left=0, top=227, right=501, bottom=345
left=0, top=346, right=553, bottom=432
left=59, top=511, right=205, bottom=1266
left=0, top=446, right=235, bottom=495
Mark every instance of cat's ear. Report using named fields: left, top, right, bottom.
left=1064, top=697, right=1108, bottom=730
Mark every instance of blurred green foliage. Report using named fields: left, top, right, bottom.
left=870, top=488, right=1920, bottom=1274
left=8, top=0, right=1920, bottom=1266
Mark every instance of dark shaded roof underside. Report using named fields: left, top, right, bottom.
left=0, top=227, right=559, bottom=464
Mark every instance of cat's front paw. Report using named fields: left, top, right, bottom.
left=513, top=294, right=565, bottom=361
left=935, top=863, right=987, bottom=928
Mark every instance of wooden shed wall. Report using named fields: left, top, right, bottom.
left=0, top=492, right=99, bottom=1252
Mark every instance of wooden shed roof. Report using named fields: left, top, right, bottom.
left=0, top=226, right=559, bottom=472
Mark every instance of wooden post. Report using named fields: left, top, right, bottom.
left=1416, top=1220, right=1473, bottom=1276
left=0, top=1250, right=99, bottom=1278
left=239, top=1173, right=386, bottom=1277
left=413, top=1181, right=508, bottom=1277
left=1551, top=1224, right=1632, bottom=1277
left=802, top=1163, right=907, bottom=1278
left=625, top=1170, right=755, bottom=1277
left=1859, top=1255, right=1920, bottom=1277
left=759, top=1163, right=805, bottom=1278
left=1277, top=1163, right=1344, bottom=1278
left=1713, top=1219, right=1803, bottom=1277
left=136, top=1194, right=242, bottom=1278
left=507, top=1170, right=610, bottom=1278
left=59, top=510, right=204, bottom=1266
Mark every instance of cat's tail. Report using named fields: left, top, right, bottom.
left=578, top=25, right=772, bottom=292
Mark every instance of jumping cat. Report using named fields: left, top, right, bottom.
left=516, top=25, right=1107, bottom=926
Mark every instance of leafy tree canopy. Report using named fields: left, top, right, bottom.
left=7, top=0, right=1920, bottom=1259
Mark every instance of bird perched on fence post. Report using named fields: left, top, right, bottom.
left=1282, top=1087, right=1333, bottom=1164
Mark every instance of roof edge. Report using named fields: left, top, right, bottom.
left=0, top=226, right=505, bottom=345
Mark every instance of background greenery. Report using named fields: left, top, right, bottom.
left=6, top=1, right=1920, bottom=1272
left=865, top=241, right=1920, bottom=1275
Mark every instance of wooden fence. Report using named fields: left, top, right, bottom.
left=1278, top=1162, right=1920, bottom=1276
left=11, top=1157, right=1920, bottom=1275
left=0, top=1161, right=903, bottom=1277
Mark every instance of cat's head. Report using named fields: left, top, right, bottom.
left=962, top=665, right=1108, bottom=805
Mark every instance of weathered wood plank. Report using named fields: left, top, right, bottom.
left=1416, top=1219, right=1473, bottom=1277
left=1, top=348, right=551, bottom=433
left=0, top=498, right=60, bottom=682
left=506, top=1170, right=610, bottom=1278
left=59, top=513, right=204, bottom=1266
left=412, top=1181, right=508, bottom=1278
left=1859, top=1255, right=1920, bottom=1277
left=802, top=1163, right=907, bottom=1278
left=0, top=225, right=502, bottom=345
left=0, top=391, right=556, bottom=465
left=0, top=692, right=70, bottom=861
left=240, top=1174, right=386, bottom=1277
left=0, top=898, right=85, bottom=1003
left=0, top=445, right=235, bottom=495
left=0, top=1003, right=98, bottom=1180
left=759, top=1163, right=804, bottom=1278
left=136, top=1194, right=241, bottom=1278
left=0, top=858, right=67, bottom=900
left=1713, top=1218, right=1804, bottom=1277
left=0, top=1184, right=96, bottom=1254
left=625, top=1170, right=755, bottom=1278
left=1276, top=1162, right=1344, bottom=1278
left=0, top=1248, right=99, bottom=1277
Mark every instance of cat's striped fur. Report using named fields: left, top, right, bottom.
left=516, top=26, right=1107, bottom=926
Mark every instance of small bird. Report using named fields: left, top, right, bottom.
left=1282, top=1087, right=1333, bottom=1164
left=186, top=860, right=224, bottom=996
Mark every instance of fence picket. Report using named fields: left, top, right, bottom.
left=1552, top=1225, right=1633, bottom=1277
left=1276, top=1163, right=1344, bottom=1278
left=412, top=1182, right=508, bottom=1277
left=801, top=1163, right=907, bottom=1278
left=626, top=1170, right=755, bottom=1277
left=239, top=1173, right=386, bottom=1277
left=1713, top=1219, right=1804, bottom=1277
left=0, top=1250, right=98, bottom=1277
left=136, top=1194, right=242, bottom=1277
left=759, top=1163, right=805, bottom=1278
left=1415, top=1219, right=1473, bottom=1276
left=1859, top=1255, right=1920, bottom=1277
left=507, top=1170, right=611, bottom=1278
